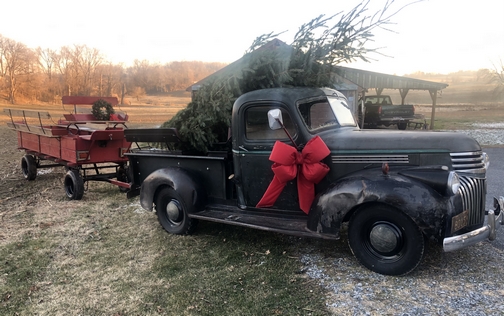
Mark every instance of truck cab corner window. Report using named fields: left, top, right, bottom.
left=298, top=97, right=356, bottom=132
left=245, top=106, right=296, bottom=140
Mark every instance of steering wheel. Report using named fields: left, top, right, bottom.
left=66, top=123, right=80, bottom=135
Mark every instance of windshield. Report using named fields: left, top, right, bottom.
left=297, top=96, right=356, bottom=132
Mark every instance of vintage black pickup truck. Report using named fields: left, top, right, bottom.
left=360, top=95, right=420, bottom=130
left=124, top=87, right=503, bottom=275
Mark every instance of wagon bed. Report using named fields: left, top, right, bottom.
left=4, top=96, right=132, bottom=199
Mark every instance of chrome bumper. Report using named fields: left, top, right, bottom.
left=443, top=196, right=504, bottom=252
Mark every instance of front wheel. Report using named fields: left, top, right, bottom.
left=21, top=155, right=37, bottom=180
left=155, top=187, right=198, bottom=235
left=64, top=170, right=84, bottom=200
left=348, top=204, right=424, bottom=275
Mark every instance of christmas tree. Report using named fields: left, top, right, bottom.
left=162, top=0, right=415, bottom=153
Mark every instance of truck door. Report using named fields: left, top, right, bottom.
left=234, top=103, right=302, bottom=211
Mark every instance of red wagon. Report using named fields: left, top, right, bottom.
left=4, top=96, right=132, bottom=199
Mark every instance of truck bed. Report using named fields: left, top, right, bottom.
left=127, top=150, right=232, bottom=200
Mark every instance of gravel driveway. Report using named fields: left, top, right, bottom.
left=305, top=124, right=504, bottom=316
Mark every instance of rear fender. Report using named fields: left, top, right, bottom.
left=140, top=167, right=206, bottom=213
left=307, top=173, right=455, bottom=241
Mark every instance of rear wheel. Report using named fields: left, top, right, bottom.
left=21, top=155, right=37, bottom=180
left=64, top=170, right=84, bottom=200
left=155, top=187, right=198, bottom=235
left=348, top=204, right=424, bottom=275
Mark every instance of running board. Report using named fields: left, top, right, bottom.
left=189, top=208, right=339, bottom=240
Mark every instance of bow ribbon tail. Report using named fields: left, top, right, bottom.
left=297, top=162, right=330, bottom=213
left=297, top=172, right=313, bottom=214
left=256, top=167, right=288, bottom=208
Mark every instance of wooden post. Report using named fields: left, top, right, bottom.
left=399, top=88, right=409, bottom=105
left=429, top=89, right=437, bottom=130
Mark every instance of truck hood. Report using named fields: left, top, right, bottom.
left=319, top=129, right=481, bottom=153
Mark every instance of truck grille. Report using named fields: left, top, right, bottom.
left=458, top=176, right=486, bottom=226
left=451, top=151, right=487, bottom=226
left=450, top=151, right=486, bottom=174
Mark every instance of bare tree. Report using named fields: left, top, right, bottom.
left=36, top=47, right=56, bottom=80
left=53, top=46, right=75, bottom=96
left=489, top=60, right=504, bottom=100
left=96, top=62, right=124, bottom=97
left=36, top=47, right=60, bottom=101
left=52, top=45, right=104, bottom=96
left=127, top=59, right=154, bottom=94
left=0, top=35, right=37, bottom=104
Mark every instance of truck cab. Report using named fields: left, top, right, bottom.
left=125, top=87, right=503, bottom=276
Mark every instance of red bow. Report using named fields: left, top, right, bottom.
left=256, top=136, right=330, bottom=214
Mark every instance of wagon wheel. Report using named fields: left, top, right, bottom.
left=64, top=170, right=84, bottom=200
left=116, top=165, right=131, bottom=193
left=348, top=204, right=425, bottom=275
left=155, top=187, right=198, bottom=235
left=21, top=154, right=37, bottom=180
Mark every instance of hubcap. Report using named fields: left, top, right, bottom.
left=166, top=200, right=182, bottom=224
left=369, top=222, right=402, bottom=255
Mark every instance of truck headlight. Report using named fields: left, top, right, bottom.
left=483, top=152, right=490, bottom=170
left=447, top=171, right=460, bottom=195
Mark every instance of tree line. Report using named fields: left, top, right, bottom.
left=0, top=34, right=226, bottom=104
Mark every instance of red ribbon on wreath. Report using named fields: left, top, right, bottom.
left=256, top=135, right=330, bottom=214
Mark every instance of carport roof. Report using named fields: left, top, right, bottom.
left=187, top=39, right=449, bottom=93
left=335, top=66, right=448, bottom=91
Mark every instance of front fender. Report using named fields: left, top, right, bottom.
left=307, top=172, right=458, bottom=241
left=139, top=167, right=206, bottom=213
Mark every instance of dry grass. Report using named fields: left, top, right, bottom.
left=0, top=175, right=330, bottom=315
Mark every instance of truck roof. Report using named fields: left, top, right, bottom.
left=234, top=87, right=346, bottom=108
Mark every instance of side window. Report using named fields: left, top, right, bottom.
left=245, top=106, right=296, bottom=140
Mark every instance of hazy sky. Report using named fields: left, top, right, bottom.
left=2, top=0, right=503, bottom=75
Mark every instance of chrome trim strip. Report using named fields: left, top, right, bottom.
left=451, top=151, right=486, bottom=174
left=450, top=151, right=483, bottom=157
left=331, top=155, right=409, bottom=164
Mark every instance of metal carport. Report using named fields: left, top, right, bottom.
left=335, top=66, right=449, bottom=129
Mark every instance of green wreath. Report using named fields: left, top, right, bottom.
left=92, top=99, right=115, bottom=121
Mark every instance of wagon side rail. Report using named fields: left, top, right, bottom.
left=3, top=108, right=65, bottom=137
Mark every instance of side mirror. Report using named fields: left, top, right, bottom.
left=268, top=109, right=283, bottom=130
